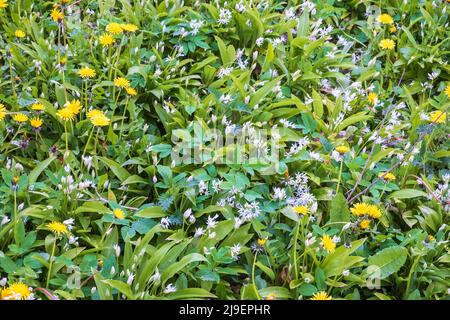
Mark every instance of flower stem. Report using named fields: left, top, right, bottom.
left=84, top=80, right=88, bottom=119
left=251, top=252, right=262, bottom=300
left=293, top=219, right=301, bottom=280
left=13, top=190, right=17, bottom=221
left=108, top=89, right=121, bottom=132
left=82, top=126, right=95, bottom=158
left=9, top=60, right=16, bottom=104
left=93, top=127, right=100, bottom=154
left=64, top=121, right=68, bottom=153
left=336, top=159, right=344, bottom=194
left=46, top=239, right=57, bottom=288
left=119, top=97, right=129, bottom=140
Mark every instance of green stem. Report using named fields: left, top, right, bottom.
left=82, top=126, right=95, bottom=159
left=93, top=128, right=100, bottom=154
left=84, top=80, right=88, bottom=118
left=108, top=90, right=121, bottom=132
left=4, top=126, right=21, bottom=155
left=100, top=222, right=114, bottom=246
left=46, top=239, right=57, bottom=288
left=9, top=60, right=16, bottom=104
left=13, top=190, right=17, bottom=221
left=251, top=252, right=262, bottom=300
left=404, top=255, right=421, bottom=299
left=336, top=159, right=344, bottom=194
left=64, top=121, right=68, bottom=153
left=293, top=219, right=301, bottom=280
left=119, top=97, right=129, bottom=140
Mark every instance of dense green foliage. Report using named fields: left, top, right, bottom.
left=0, top=0, right=449, bottom=300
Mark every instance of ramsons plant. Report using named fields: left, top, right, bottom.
left=0, top=0, right=449, bottom=300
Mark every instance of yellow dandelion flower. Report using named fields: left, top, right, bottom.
left=336, top=145, right=350, bottom=154
left=66, top=100, right=82, bottom=116
left=106, top=22, right=123, bottom=34
left=120, top=23, right=138, bottom=32
left=0, top=0, right=8, bottom=9
left=60, top=56, right=67, bottom=66
left=380, top=39, right=395, bottom=50
left=0, top=288, right=10, bottom=300
left=427, top=235, right=435, bottom=242
left=310, top=291, right=332, bottom=300
left=360, top=219, right=371, bottom=229
left=294, top=205, right=308, bottom=216
left=87, top=109, right=103, bottom=119
left=13, top=113, right=28, bottom=123
left=113, top=208, right=125, bottom=219
left=390, top=25, right=397, bottom=33
left=367, top=92, right=378, bottom=105
left=377, top=14, right=393, bottom=25
left=1, top=283, right=31, bottom=300
left=350, top=203, right=370, bottom=216
left=266, top=293, right=276, bottom=300
left=50, top=8, right=64, bottom=22
left=367, top=205, right=382, bottom=219
left=379, top=172, right=395, bottom=181
left=125, top=87, right=137, bottom=96
left=15, top=30, right=25, bottom=38
left=321, top=234, right=336, bottom=253
left=31, top=102, right=45, bottom=111
left=429, top=111, right=446, bottom=124
left=257, top=238, right=266, bottom=246
left=56, top=107, right=75, bottom=121
left=12, top=176, right=19, bottom=184
left=99, top=33, right=114, bottom=47
left=78, top=67, right=96, bottom=79
left=47, top=221, right=69, bottom=236
left=30, top=117, right=43, bottom=128
left=114, top=77, right=130, bottom=88
left=90, top=113, right=110, bottom=127
left=0, top=104, right=6, bottom=121
left=445, top=84, right=450, bottom=99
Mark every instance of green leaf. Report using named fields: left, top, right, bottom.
left=134, top=206, right=165, bottom=218
left=256, top=261, right=275, bottom=281
left=259, top=287, right=293, bottom=299
left=336, top=112, right=373, bottom=132
left=389, top=189, right=428, bottom=199
left=166, top=288, right=217, bottom=300
left=321, top=238, right=366, bottom=277
left=98, top=157, right=131, bottom=182
left=122, top=175, right=149, bottom=185
left=75, top=201, right=110, bottom=214
left=28, top=156, right=56, bottom=184
left=367, top=246, right=408, bottom=279
left=93, top=273, right=113, bottom=300
left=249, top=76, right=283, bottom=107
left=312, top=89, right=323, bottom=118
left=102, top=280, right=135, bottom=300
left=298, top=283, right=317, bottom=296
left=161, top=253, right=208, bottom=285
left=328, top=192, right=350, bottom=226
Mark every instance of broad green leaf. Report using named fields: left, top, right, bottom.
left=166, top=288, right=217, bottom=300
left=328, top=193, right=350, bottom=226
left=28, top=156, right=56, bottom=184
left=367, top=246, right=407, bottom=279
left=102, top=280, right=135, bottom=300
left=389, top=189, right=428, bottom=199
